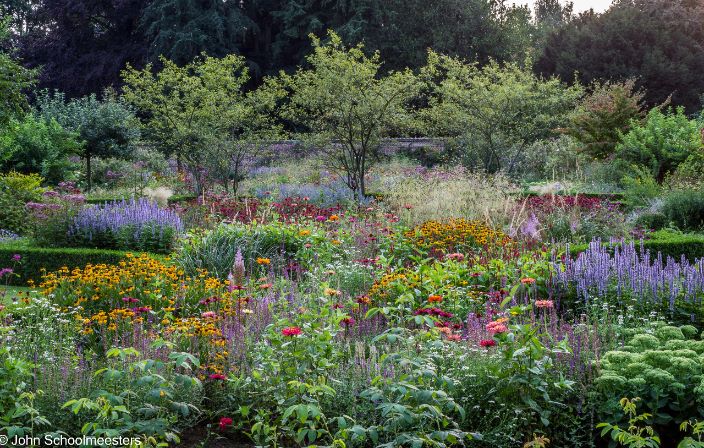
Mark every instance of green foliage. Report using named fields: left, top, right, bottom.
left=535, top=0, right=704, bottom=113
left=63, top=344, right=202, bottom=445
left=36, top=90, right=140, bottom=190
left=595, top=325, right=704, bottom=432
left=661, top=190, right=704, bottom=232
left=597, top=397, right=661, bottom=448
left=421, top=53, right=582, bottom=174
left=0, top=348, right=50, bottom=437
left=122, top=53, right=274, bottom=195
left=139, top=0, right=249, bottom=65
left=491, top=305, right=574, bottom=432
left=620, top=167, right=661, bottom=209
left=616, top=108, right=702, bottom=183
left=0, top=171, right=44, bottom=235
left=354, top=329, right=478, bottom=447
left=176, top=222, right=334, bottom=278
left=0, top=18, right=36, bottom=127
left=0, top=114, right=81, bottom=184
left=227, top=306, right=345, bottom=447
left=281, top=30, right=419, bottom=200
left=564, top=79, right=646, bottom=160
left=680, top=419, right=704, bottom=448
left=0, top=244, right=134, bottom=285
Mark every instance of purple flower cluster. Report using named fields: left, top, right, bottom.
left=555, top=240, right=704, bottom=310
left=70, top=198, right=183, bottom=246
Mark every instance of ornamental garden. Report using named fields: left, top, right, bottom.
left=3, top=4, right=704, bottom=448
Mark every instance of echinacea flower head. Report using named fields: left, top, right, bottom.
left=535, top=300, right=554, bottom=309
left=219, top=417, right=233, bottom=431
left=341, top=317, right=355, bottom=326
left=282, top=326, right=302, bottom=337
left=201, top=311, right=217, bottom=319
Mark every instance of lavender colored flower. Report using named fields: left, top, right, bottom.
left=554, top=240, right=704, bottom=311
left=70, top=198, right=182, bottom=252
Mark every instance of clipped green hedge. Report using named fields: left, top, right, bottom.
left=569, top=234, right=704, bottom=262
left=0, top=246, right=133, bottom=285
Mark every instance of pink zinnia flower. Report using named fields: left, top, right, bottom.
left=219, top=417, right=233, bottom=431
left=201, top=311, right=218, bottom=319
left=535, top=300, right=554, bottom=309
left=281, top=326, right=302, bottom=337
left=446, top=253, right=465, bottom=262
left=486, top=321, right=508, bottom=334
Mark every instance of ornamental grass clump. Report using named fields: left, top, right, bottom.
left=69, top=197, right=183, bottom=253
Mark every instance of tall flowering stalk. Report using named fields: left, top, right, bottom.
left=554, top=240, right=704, bottom=311
left=70, top=198, right=183, bottom=252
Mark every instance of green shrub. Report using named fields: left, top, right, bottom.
left=661, top=190, right=704, bottom=232
left=0, top=114, right=82, bottom=184
left=0, top=172, right=44, bottom=235
left=0, top=245, right=134, bottom=285
left=616, top=107, right=702, bottom=183
left=634, top=212, right=668, bottom=231
left=594, top=324, right=704, bottom=440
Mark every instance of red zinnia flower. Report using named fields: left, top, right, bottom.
left=219, top=417, right=233, bottom=431
left=480, top=339, right=497, bottom=348
left=209, top=373, right=227, bottom=380
left=281, top=326, right=302, bottom=337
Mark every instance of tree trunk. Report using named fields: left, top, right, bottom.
left=86, top=154, right=92, bottom=192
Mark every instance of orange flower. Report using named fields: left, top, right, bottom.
left=428, top=294, right=443, bottom=303
left=521, top=277, right=536, bottom=285
left=328, top=215, right=340, bottom=222
left=256, top=257, right=271, bottom=265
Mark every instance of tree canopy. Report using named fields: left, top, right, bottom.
left=536, top=0, right=704, bottom=113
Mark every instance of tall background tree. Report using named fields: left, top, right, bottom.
left=536, top=0, right=704, bottom=113
left=140, top=0, right=251, bottom=66
left=36, top=90, right=140, bottom=190
left=0, top=18, right=36, bottom=127
left=18, top=0, right=150, bottom=97
left=122, top=53, right=262, bottom=195
left=281, top=31, right=419, bottom=200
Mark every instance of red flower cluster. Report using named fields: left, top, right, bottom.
left=209, top=373, right=227, bottom=380
left=524, top=195, right=616, bottom=213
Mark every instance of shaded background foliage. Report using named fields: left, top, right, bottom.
left=2, top=0, right=702, bottom=115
